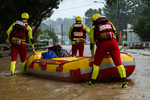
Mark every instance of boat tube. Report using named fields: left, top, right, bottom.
left=25, top=46, right=135, bottom=83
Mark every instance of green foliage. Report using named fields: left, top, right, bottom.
left=34, top=40, right=49, bottom=45
left=40, top=23, right=51, bottom=31
left=44, top=41, right=50, bottom=45
left=103, top=0, right=142, bottom=41
left=84, top=0, right=142, bottom=41
left=42, top=17, right=75, bottom=35
left=42, top=29, right=58, bottom=45
left=85, top=8, right=102, bottom=28
left=0, top=0, right=63, bottom=43
left=132, top=5, right=150, bottom=41
left=105, top=0, right=117, bottom=6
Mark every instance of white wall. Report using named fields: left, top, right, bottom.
left=126, top=24, right=140, bottom=42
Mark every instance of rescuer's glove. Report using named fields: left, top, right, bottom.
left=75, top=39, right=85, bottom=44
left=100, top=32, right=113, bottom=40
left=75, top=39, right=80, bottom=44
left=100, top=33, right=108, bottom=40
left=80, top=39, right=85, bottom=43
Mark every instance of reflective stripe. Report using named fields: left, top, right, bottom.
left=110, top=32, right=112, bottom=39
left=16, top=20, right=26, bottom=27
left=99, top=61, right=135, bottom=70
left=73, top=24, right=82, bottom=27
left=26, top=69, right=70, bottom=77
left=73, top=32, right=83, bottom=36
left=27, top=61, right=135, bottom=78
left=99, top=25, right=112, bottom=31
left=81, top=61, right=135, bottom=74
left=81, top=67, right=92, bottom=74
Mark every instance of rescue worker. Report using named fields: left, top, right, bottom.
left=85, top=14, right=128, bottom=88
left=68, top=16, right=90, bottom=56
left=6, top=12, right=37, bottom=76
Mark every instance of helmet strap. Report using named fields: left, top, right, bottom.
left=22, top=19, right=28, bottom=23
left=76, top=21, right=81, bottom=23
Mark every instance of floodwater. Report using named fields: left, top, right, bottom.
left=0, top=45, right=150, bottom=100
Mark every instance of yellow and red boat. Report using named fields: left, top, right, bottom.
left=25, top=47, right=135, bottom=83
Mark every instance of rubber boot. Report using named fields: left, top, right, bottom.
left=10, top=61, right=16, bottom=76
left=85, top=64, right=99, bottom=86
left=116, top=65, right=128, bottom=88
left=21, top=61, right=26, bottom=74
left=85, top=79, right=96, bottom=85
left=122, top=77, right=128, bottom=88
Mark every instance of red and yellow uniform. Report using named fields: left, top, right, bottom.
left=68, top=16, right=90, bottom=56
left=85, top=14, right=128, bottom=88
left=6, top=13, right=35, bottom=75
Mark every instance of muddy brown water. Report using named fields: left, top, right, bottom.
left=0, top=45, right=150, bottom=100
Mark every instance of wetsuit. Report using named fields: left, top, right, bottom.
left=90, top=20, right=127, bottom=85
left=6, top=20, right=34, bottom=74
left=68, top=23, right=90, bottom=56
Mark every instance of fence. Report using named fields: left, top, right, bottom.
left=0, top=43, right=46, bottom=57
left=124, top=42, right=150, bottom=49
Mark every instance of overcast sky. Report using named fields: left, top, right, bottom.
left=49, top=0, right=105, bottom=20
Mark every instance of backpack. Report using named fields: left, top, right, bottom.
left=12, top=20, right=29, bottom=40
left=48, top=45, right=72, bottom=57
left=94, top=16, right=114, bottom=41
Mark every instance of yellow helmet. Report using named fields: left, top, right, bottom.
left=21, top=12, right=29, bottom=19
left=92, top=14, right=101, bottom=22
left=75, top=16, right=82, bottom=22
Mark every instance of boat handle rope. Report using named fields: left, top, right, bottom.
left=32, top=57, right=89, bottom=66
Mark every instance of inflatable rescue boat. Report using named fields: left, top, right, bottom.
left=25, top=45, right=135, bottom=83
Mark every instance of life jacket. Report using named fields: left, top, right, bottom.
left=71, top=23, right=86, bottom=39
left=12, top=20, right=29, bottom=40
left=93, top=16, right=114, bottom=42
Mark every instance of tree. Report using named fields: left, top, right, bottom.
left=105, top=0, right=117, bottom=6
left=105, top=0, right=140, bottom=6
left=42, top=17, right=75, bottom=36
left=42, top=29, right=58, bottom=45
left=132, top=2, right=150, bottom=41
left=103, top=0, right=142, bottom=41
left=40, top=23, right=51, bottom=31
left=0, top=0, right=64, bottom=43
left=85, top=8, right=102, bottom=28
